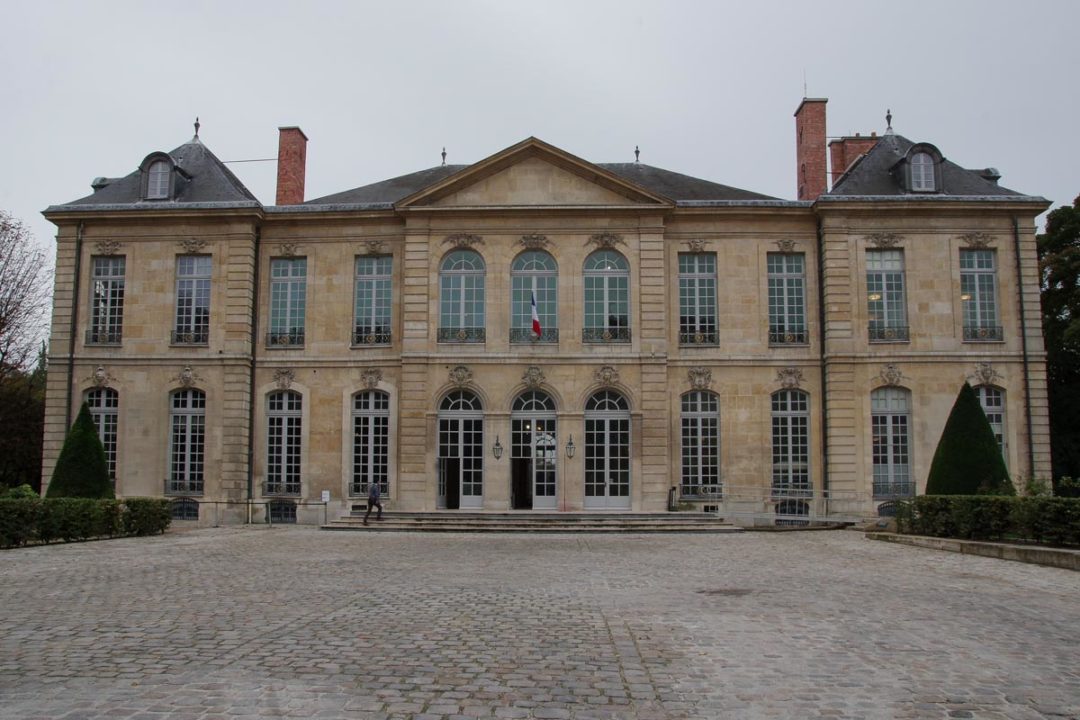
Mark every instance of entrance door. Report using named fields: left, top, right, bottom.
left=584, top=390, right=631, bottom=510
left=438, top=391, right=484, bottom=509
left=511, top=458, right=532, bottom=510
left=511, top=391, right=558, bottom=510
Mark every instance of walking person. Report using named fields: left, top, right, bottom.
left=363, top=481, right=383, bottom=525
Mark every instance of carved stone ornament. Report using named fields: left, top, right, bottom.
left=522, top=365, right=545, bottom=389
left=688, top=367, right=712, bottom=390
left=360, top=239, right=385, bottom=255
left=361, top=368, right=383, bottom=389
left=864, top=233, right=903, bottom=248
left=171, top=365, right=202, bottom=389
left=278, top=242, right=300, bottom=257
left=444, top=233, right=483, bottom=249
left=273, top=368, right=295, bottom=390
left=686, top=238, right=708, bottom=253
left=94, top=239, right=122, bottom=255
left=880, top=363, right=904, bottom=387
left=520, top=234, right=549, bottom=250
left=958, top=232, right=994, bottom=249
left=178, top=237, right=207, bottom=253
left=88, top=365, right=115, bottom=388
left=594, top=365, right=620, bottom=387
left=587, top=232, right=625, bottom=250
left=970, top=361, right=1001, bottom=386
left=776, top=367, right=804, bottom=389
left=448, top=365, right=473, bottom=388
left=775, top=239, right=799, bottom=253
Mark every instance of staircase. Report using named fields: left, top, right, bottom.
left=322, top=510, right=742, bottom=533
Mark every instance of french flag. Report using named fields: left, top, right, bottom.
left=531, top=290, right=541, bottom=338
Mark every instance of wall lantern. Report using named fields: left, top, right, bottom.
left=565, top=434, right=576, bottom=459
left=492, top=436, right=504, bottom=460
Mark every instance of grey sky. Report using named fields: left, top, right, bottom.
left=3, top=0, right=1078, bottom=265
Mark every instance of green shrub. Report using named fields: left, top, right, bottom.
left=926, top=383, right=1014, bottom=496
left=896, top=496, right=1080, bottom=546
left=1, top=484, right=40, bottom=499
left=0, top=498, right=43, bottom=547
left=0, top=497, right=171, bottom=548
left=46, top=403, right=113, bottom=499
left=38, top=498, right=121, bottom=542
left=122, top=498, right=172, bottom=536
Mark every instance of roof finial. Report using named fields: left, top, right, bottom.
left=194, top=116, right=201, bottom=139
left=885, top=108, right=893, bottom=134
left=634, top=145, right=640, bottom=164
left=441, top=147, right=446, bottom=166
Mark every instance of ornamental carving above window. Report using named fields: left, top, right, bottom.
left=520, top=234, right=549, bottom=250
left=88, top=365, right=115, bottom=388
left=274, top=368, right=295, bottom=390
left=360, top=239, right=385, bottom=255
left=879, top=363, right=904, bottom=387
left=686, top=238, right=708, bottom=253
left=595, top=365, right=620, bottom=387
left=178, top=238, right=207, bottom=253
left=444, top=234, right=483, bottom=249
left=94, top=240, right=123, bottom=255
left=776, top=367, right=804, bottom=389
left=587, top=232, right=625, bottom=250
left=775, top=239, right=799, bottom=253
left=958, top=232, right=994, bottom=249
left=362, top=368, right=383, bottom=389
left=172, top=366, right=203, bottom=389
left=969, top=361, right=1001, bottom=386
left=522, top=365, right=545, bottom=389
left=278, top=242, right=300, bottom=257
left=448, top=365, right=473, bottom=388
left=864, top=233, right=903, bottom=248
left=688, top=367, right=712, bottom=390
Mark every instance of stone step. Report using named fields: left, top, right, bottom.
left=323, top=511, right=742, bottom=533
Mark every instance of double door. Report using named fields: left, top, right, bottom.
left=584, top=416, right=631, bottom=509
left=511, top=417, right=557, bottom=510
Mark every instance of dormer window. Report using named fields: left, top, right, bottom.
left=147, top=160, right=170, bottom=199
left=911, top=152, right=935, bottom=192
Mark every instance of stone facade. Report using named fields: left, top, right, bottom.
left=41, top=101, right=1050, bottom=525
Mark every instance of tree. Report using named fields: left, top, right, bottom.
left=0, top=211, right=50, bottom=384
left=925, top=382, right=1015, bottom=496
left=0, top=345, right=46, bottom=493
left=45, top=403, right=113, bottom=499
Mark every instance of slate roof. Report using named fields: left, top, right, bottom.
left=301, top=162, right=779, bottom=207
left=828, top=133, right=1025, bottom=198
left=47, top=137, right=260, bottom=212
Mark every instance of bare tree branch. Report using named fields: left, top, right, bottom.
left=0, top=211, right=50, bottom=384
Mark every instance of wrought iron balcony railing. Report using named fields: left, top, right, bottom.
left=868, top=325, right=910, bottom=342
left=680, top=484, right=723, bottom=499
left=678, top=330, right=718, bottom=346
left=510, top=328, right=559, bottom=343
left=85, top=329, right=122, bottom=345
left=770, top=483, right=814, bottom=499
left=437, top=327, right=486, bottom=343
left=352, top=328, right=392, bottom=346
left=873, top=482, right=916, bottom=500
left=963, top=325, right=1004, bottom=342
left=769, top=329, right=809, bottom=345
left=266, top=330, right=305, bottom=348
left=263, top=480, right=301, bottom=497
left=164, top=478, right=204, bottom=496
left=582, top=327, right=631, bottom=343
left=171, top=329, right=209, bottom=345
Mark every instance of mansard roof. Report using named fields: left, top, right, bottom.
left=827, top=133, right=1028, bottom=198
left=47, top=137, right=260, bottom=213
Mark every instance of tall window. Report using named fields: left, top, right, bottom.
left=961, top=250, right=1002, bottom=341
left=266, top=391, right=302, bottom=495
left=168, top=389, right=205, bottom=494
left=173, top=255, right=211, bottom=344
left=438, top=250, right=486, bottom=343
left=584, top=390, right=631, bottom=509
left=681, top=391, right=720, bottom=497
left=352, top=390, right=390, bottom=497
left=89, top=256, right=125, bottom=345
left=975, top=385, right=1007, bottom=459
left=771, top=390, right=810, bottom=497
left=268, top=258, right=306, bottom=347
left=147, top=159, right=170, bottom=199
left=86, top=388, right=119, bottom=480
left=767, top=253, right=807, bottom=344
left=867, top=250, right=908, bottom=341
left=678, top=253, right=717, bottom=345
left=438, top=390, right=484, bottom=508
left=583, top=250, right=630, bottom=343
left=354, top=256, right=392, bottom=345
left=871, top=387, right=912, bottom=498
left=511, top=251, right=558, bottom=343
left=911, top=152, right=935, bottom=192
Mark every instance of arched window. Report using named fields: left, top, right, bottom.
left=352, top=390, right=390, bottom=497
left=170, top=497, right=200, bottom=521
left=168, top=389, right=205, bottom=495
left=584, top=390, right=631, bottom=509
left=511, top=251, right=558, bottom=343
left=583, top=251, right=630, bottom=343
left=146, top=159, right=171, bottom=199
left=871, top=387, right=912, bottom=498
left=911, top=152, right=935, bottom=192
left=438, top=390, right=484, bottom=508
left=86, top=387, right=119, bottom=481
left=775, top=499, right=810, bottom=526
left=974, top=385, right=1007, bottom=460
left=439, top=250, right=485, bottom=343
left=511, top=391, right=557, bottom=509
left=771, top=390, right=810, bottom=497
left=266, top=391, right=302, bottom=495
left=681, top=391, right=720, bottom=497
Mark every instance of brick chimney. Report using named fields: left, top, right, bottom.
left=276, top=126, right=308, bottom=206
left=794, top=98, right=828, bottom=201
left=829, top=133, right=879, bottom=185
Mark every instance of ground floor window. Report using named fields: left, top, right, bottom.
left=86, top=387, right=119, bottom=481
left=871, top=387, right=912, bottom=498
left=168, top=389, right=205, bottom=494
left=584, top=390, right=631, bottom=509
left=438, top=390, right=484, bottom=509
left=771, top=390, right=810, bottom=497
left=975, top=385, right=1006, bottom=460
left=267, top=390, right=302, bottom=495
left=681, top=391, right=720, bottom=497
left=352, top=390, right=389, bottom=496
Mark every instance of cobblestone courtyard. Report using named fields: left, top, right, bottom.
left=1, top=527, right=1078, bottom=720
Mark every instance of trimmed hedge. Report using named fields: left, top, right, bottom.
left=896, top=496, right=1080, bottom=546
left=0, top=498, right=171, bottom=548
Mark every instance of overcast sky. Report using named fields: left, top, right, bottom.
left=3, top=0, right=1078, bottom=266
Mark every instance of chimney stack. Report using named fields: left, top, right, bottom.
left=828, top=132, right=879, bottom=185
left=794, top=98, right=828, bottom=201
left=276, top=126, right=308, bottom=206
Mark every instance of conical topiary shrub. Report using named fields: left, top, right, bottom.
left=925, top=382, right=1015, bottom=495
left=46, top=403, right=113, bottom=499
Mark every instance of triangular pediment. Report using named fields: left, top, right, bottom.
left=397, top=137, right=672, bottom=208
